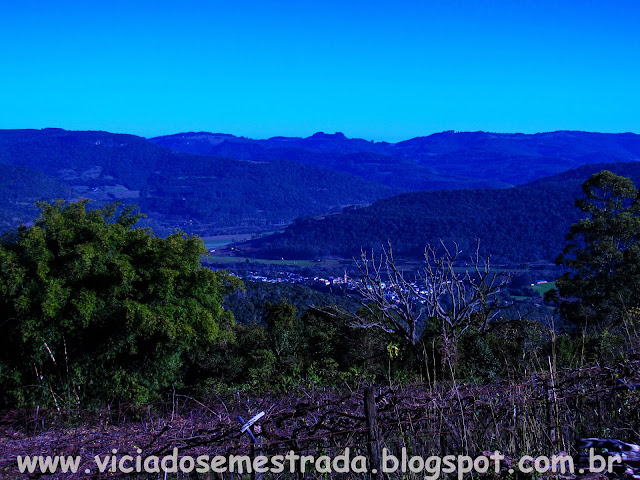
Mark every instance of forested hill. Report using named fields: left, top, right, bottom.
left=0, top=129, right=394, bottom=234
left=0, top=163, right=73, bottom=229
left=242, top=162, right=640, bottom=264
left=150, top=131, right=640, bottom=191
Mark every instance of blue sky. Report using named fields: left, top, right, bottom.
left=0, top=0, right=638, bottom=141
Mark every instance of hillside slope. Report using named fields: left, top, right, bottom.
left=242, top=162, right=640, bottom=264
left=0, top=163, right=73, bottom=230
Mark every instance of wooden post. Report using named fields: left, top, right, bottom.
left=546, top=356, right=562, bottom=452
left=239, top=413, right=265, bottom=480
left=251, top=428, right=264, bottom=480
left=364, top=386, right=383, bottom=480
left=545, top=379, right=556, bottom=451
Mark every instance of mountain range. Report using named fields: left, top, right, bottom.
left=1, top=128, right=640, bottom=242
left=150, top=130, right=640, bottom=190
left=0, top=129, right=393, bottom=233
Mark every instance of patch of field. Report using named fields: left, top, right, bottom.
left=202, top=231, right=277, bottom=250
left=202, top=234, right=253, bottom=249
left=203, top=255, right=339, bottom=267
left=72, top=184, right=140, bottom=200
left=533, top=281, right=556, bottom=296
left=105, top=184, right=140, bottom=199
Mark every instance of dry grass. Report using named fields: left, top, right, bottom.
left=1, top=359, right=639, bottom=479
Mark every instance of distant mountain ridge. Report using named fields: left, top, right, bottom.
left=150, top=130, right=640, bottom=190
left=2, top=128, right=640, bottom=238
left=0, top=129, right=394, bottom=233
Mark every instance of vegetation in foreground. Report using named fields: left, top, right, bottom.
left=0, top=201, right=239, bottom=408
left=3, top=170, right=640, bottom=405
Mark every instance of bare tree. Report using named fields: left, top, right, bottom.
left=345, top=241, right=513, bottom=366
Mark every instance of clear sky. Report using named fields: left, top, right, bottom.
left=0, top=0, right=638, bottom=141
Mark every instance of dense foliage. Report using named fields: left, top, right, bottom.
left=189, top=304, right=398, bottom=392
left=555, top=171, right=640, bottom=327
left=194, top=298, right=635, bottom=392
left=0, top=201, right=236, bottom=408
left=223, top=280, right=356, bottom=325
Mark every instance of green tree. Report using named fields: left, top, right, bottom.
left=555, top=170, right=640, bottom=326
left=262, top=301, right=305, bottom=381
left=0, top=200, right=237, bottom=407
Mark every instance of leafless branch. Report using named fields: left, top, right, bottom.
left=342, top=240, right=514, bottom=366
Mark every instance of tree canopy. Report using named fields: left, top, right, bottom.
left=555, top=170, right=640, bottom=326
left=0, top=200, right=236, bottom=408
